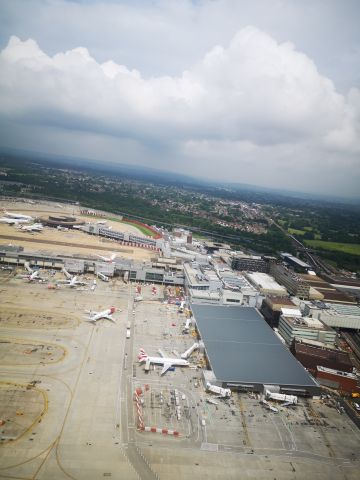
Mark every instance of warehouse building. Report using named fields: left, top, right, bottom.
left=191, top=304, right=320, bottom=396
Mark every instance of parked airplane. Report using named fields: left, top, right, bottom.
left=85, top=307, right=116, bottom=323
left=30, top=270, right=41, bottom=281
left=17, top=223, right=43, bottom=232
left=20, top=262, right=46, bottom=281
left=56, top=267, right=87, bottom=287
left=56, top=269, right=87, bottom=287
left=96, top=253, right=117, bottom=263
left=61, top=275, right=87, bottom=288
left=0, top=217, right=30, bottom=225
left=138, top=348, right=190, bottom=375
left=1, top=209, right=33, bottom=221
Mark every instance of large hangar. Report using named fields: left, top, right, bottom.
left=191, top=304, right=320, bottom=396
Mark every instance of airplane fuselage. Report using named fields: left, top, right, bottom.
left=145, top=356, right=189, bottom=367
left=2, top=210, right=33, bottom=221
left=138, top=351, right=189, bottom=374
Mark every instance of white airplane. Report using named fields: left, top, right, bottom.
left=138, top=348, right=190, bottom=375
left=56, top=268, right=87, bottom=287
left=17, top=223, right=43, bottom=232
left=85, top=307, right=116, bottom=323
left=96, top=252, right=117, bottom=263
left=20, top=262, right=46, bottom=281
left=1, top=209, right=33, bottom=221
left=0, top=217, right=30, bottom=225
left=60, top=275, right=87, bottom=288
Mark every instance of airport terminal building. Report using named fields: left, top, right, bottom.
left=191, top=304, right=321, bottom=396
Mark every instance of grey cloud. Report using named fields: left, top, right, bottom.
left=0, top=1, right=359, bottom=197
left=1, top=32, right=358, bottom=150
left=0, top=1, right=359, bottom=90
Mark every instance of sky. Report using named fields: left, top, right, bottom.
left=0, top=0, right=359, bottom=198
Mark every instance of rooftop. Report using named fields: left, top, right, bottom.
left=183, top=262, right=209, bottom=286
left=282, top=315, right=328, bottom=330
left=245, top=272, right=287, bottom=293
left=325, top=303, right=360, bottom=316
left=281, top=253, right=310, bottom=269
left=191, top=304, right=319, bottom=390
left=265, top=296, right=297, bottom=308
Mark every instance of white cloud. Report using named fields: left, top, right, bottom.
left=0, top=27, right=359, bottom=196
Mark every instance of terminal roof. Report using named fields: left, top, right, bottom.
left=191, top=304, right=318, bottom=388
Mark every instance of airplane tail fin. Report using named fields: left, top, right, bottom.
left=138, top=348, right=148, bottom=361
left=110, top=306, right=116, bottom=314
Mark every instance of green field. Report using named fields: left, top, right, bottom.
left=288, top=227, right=321, bottom=239
left=288, top=228, right=305, bottom=235
left=106, top=217, right=157, bottom=237
left=304, top=240, right=360, bottom=255
left=192, top=232, right=208, bottom=240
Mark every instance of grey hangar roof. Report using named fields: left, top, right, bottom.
left=191, top=304, right=319, bottom=391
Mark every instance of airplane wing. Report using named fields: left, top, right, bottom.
left=158, top=349, right=165, bottom=358
left=160, top=362, right=172, bottom=375
left=84, top=316, right=96, bottom=322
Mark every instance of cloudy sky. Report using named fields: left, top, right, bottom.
left=0, top=0, right=359, bottom=197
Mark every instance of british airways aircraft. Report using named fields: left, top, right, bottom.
left=96, top=252, right=117, bottom=263
left=85, top=307, right=116, bottom=323
left=1, top=209, right=33, bottom=221
left=138, top=348, right=189, bottom=375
